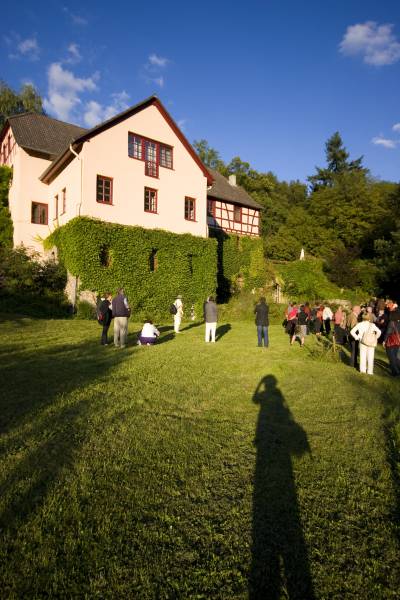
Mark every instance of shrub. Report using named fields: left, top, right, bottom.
left=76, top=300, right=97, bottom=320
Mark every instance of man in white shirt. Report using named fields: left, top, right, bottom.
left=322, top=305, right=333, bottom=335
left=350, top=314, right=381, bottom=374
left=173, top=295, right=183, bottom=333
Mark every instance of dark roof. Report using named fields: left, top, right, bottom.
left=40, top=96, right=213, bottom=185
left=207, top=169, right=262, bottom=209
left=5, top=113, right=87, bottom=159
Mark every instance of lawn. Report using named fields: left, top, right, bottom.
left=1, top=317, right=399, bottom=599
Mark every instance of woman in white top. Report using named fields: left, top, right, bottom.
left=138, top=320, right=160, bottom=345
left=350, top=314, right=381, bottom=374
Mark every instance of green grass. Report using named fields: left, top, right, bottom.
left=1, top=317, right=399, bottom=598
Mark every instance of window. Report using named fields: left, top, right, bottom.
left=159, top=144, right=173, bottom=169
left=145, top=140, right=158, bottom=177
left=100, top=245, right=112, bottom=267
left=62, top=188, right=66, bottom=214
left=96, top=175, right=113, bottom=204
left=128, top=132, right=173, bottom=177
left=185, top=197, right=196, bottom=221
left=207, top=199, right=216, bottom=217
left=149, top=249, right=158, bottom=272
left=128, top=133, right=143, bottom=160
left=54, top=194, right=59, bottom=219
left=233, top=205, right=242, bottom=223
left=31, top=202, right=48, bottom=225
left=144, top=187, right=157, bottom=213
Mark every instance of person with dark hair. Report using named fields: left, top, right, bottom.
left=111, top=287, right=130, bottom=348
left=204, top=295, right=218, bottom=343
left=383, top=310, right=400, bottom=376
left=98, top=292, right=113, bottom=345
left=138, top=320, right=160, bottom=346
left=347, top=305, right=361, bottom=369
left=291, top=305, right=308, bottom=346
left=254, top=297, right=269, bottom=347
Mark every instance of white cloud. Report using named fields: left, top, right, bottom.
left=84, top=91, right=130, bottom=127
left=7, top=35, right=40, bottom=61
left=43, top=62, right=98, bottom=121
left=62, top=6, right=88, bottom=25
left=393, top=123, right=400, bottom=133
left=177, top=118, right=187, bottom=131
left=339, top=21, right=400, bottom=66
left=65, top=43, right=82, bottom=64
left=148, top=53, right=169, bottom=68
left=372, top=136, right=398, bottom=149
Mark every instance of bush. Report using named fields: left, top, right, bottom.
left=76, top=300, right=97, bottom=320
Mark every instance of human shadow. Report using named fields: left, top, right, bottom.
left=180, top=321, right=203, bottom=332
left=216, top=323, right=231, bottom=340
left=250, top=375, right=315, bottom=599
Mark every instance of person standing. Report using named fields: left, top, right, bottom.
left=291, top=305, right=308, bottom=347
left=112, top=287, right=130, bottom=348
left=350, top=314, right=381, bottom=375
left=98, top=292, right=113, bottom=346
left=254, top=297, right=269, bottom=347
left=322, top=304, right=333, bottom=335
left=173, top=295, right=183, bottom=333
left=382, top=310, right=400, bottom=377
left=204, top=296, right=218, bottom=343
left=347, top=305, right=361, bottom=369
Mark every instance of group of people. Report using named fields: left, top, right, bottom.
left=283, top=299, right=400, bottom=376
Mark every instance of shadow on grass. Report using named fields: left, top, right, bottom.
left=180, top=321, right=203, bottom=332
left=216, top=323, right=231, bottom=340
left=250, top=374, right=315, bottom=600
left=0, top=338, right=131, bottom=533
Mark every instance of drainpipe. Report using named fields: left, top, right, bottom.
left=69, top=143, right=83, bottom=311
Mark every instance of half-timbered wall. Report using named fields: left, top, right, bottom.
left=207, top=197, right=259, bottom=237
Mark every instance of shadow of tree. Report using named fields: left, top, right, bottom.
left=0, top=338, right=131, bottom=534
left=250, top=374, right=315, bottom=599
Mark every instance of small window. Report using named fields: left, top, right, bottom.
left=97, top=175, right=113, bottom=204
left=128, top=133, right=143, bottom=160
left=54, top=194, right=59, bottom=219
left=62, top=188, right=66, bottom=214
left=233, top=205, right=242, bottom=223
left=144, top=187, right=157, bottom=213
left=159, top=144, right=173, bottom=169
left=207, top=199, right=216, bottom=217
left=100, top=245, right=112, bottom=267
left=149, top=248, right=158, bottom=272
left=145, top=140, right=158, bottom=178
left=31, top=202, right=48, bottom=225
left=185, top=197, right=196, bottom=221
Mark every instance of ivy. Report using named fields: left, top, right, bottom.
left=46, top=217, right=218, bottom=319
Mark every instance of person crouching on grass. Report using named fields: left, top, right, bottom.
left=138, top=320, right=160, bottom=346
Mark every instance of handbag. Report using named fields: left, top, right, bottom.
left=386, top=323, right=400, bottom=348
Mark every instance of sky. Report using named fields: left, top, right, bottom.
left=1, top=0, right=400, bottom=184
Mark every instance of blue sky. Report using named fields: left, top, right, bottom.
left=1, top=0, right=400, bottom=183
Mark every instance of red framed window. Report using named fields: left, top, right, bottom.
left=233, top=205, right=242, bottom=223
left=207, top=199, right=216, bottom=217
left=31, top=202, right=48, bottom=225
left=185, top=197, right=196, bottom=221
left=159, top=144, right=173, bottom=169
left=96, top=175, right=113, bottom=204
left=128, top=133, right=143, bottom=160
left=128, top=132, right=172, bottom=178
left=144, top=187, right=158, bottom=213
left=54, top=194, right=59, bottom=219
left=62, top=188, right=66, bottom=214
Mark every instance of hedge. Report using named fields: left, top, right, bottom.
left=46, top=217, right=218, bottom=320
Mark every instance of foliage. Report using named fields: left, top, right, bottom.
left=76, top=300, right=97, bottom=320
left=0, top=80, right=44, bottom=128
left=276, top=259, right=343, bottom=302
left=192, top=139, right=225, bottom=171
left=46, top=217, right=218, bottom=320
left=0, top=165, right=13, bottom=248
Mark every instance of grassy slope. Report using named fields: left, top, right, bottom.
left=0, top=318, right=399, bottom=599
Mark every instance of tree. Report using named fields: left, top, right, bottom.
left=0, top=166, right=13, bottom=248
left=192, top=139, right=225, bottom=171
left=0, top=81, right=44, bottom=128
left=308, top=132, right=367, bottom=190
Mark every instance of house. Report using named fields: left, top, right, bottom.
left=0, top=96, right=262, bottom=253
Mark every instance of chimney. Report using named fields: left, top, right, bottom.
left=228, top=174, right=237, bottom=186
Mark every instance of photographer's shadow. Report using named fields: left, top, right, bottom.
left=250, top=375, right=315, bottom=599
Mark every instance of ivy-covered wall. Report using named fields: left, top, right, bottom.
left=46, top=217, right=217, bottom=319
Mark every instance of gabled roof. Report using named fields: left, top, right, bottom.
left=207, top=169, right=262, bottom=210
left=39, top=95, right=213, bottom=184
left=3, top=113, right=87, bottom=160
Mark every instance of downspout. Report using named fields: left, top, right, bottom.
left=69, top=143, right=83, bottom=311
